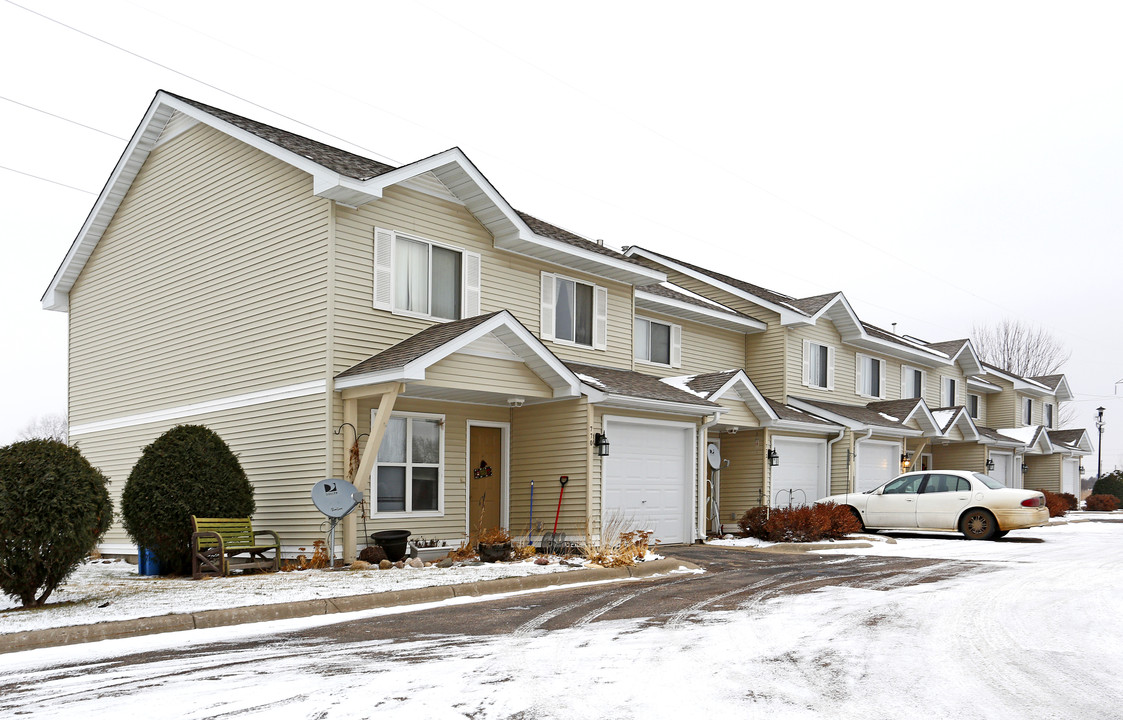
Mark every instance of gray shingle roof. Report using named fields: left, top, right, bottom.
left=1046, top=429, right=1087, bottom=446
left=566, top=362, right=720, bottom=407
left=924, top=339, right=971, bottom=357
left=169, top=92, right=645, bottom=268
left=792, top=396, right=921, bottom=429
left=336, top=312, right=502, bottom=380
left=976, top=426, right=1026, bottom=444
left=634, top=284, right=762, bottom=323
left=764, top=398, right=838, bottom=426
left=1031, top=374, right=1066, bottom=392
left=785, top=292, right=841, bottom=315
left=682, top=370, right=741, bottom=398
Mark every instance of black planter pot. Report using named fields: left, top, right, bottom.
left=371, top=530, right=411, bottom=562
left=477, top=541, right=512, bottom=563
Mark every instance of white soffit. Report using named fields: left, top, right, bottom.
left=634, top=290, right=766, bottom=332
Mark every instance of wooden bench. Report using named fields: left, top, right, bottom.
left=191, top=516, right=282, bottom=580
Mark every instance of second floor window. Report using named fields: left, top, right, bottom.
left=635, top=317, right=681, bottom=367
left=857, top=354, right=884, bottom=398
left=540, top=272, right=608, bottom=349
left=1023, top=397, right=1033, bottom=425
left=803, top=340, right=834, bottom=389
left=942, top=377, right=957, bottom=407
left=1044, top=403, right=1054, bottom=428
left=372, top=227, right=481, bottom=320
left=902, top=366, right=925, bottom=399
left=968, top=394, right=980, bottom=419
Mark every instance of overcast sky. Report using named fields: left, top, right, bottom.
left=2, top=1, right=1120, bottom=470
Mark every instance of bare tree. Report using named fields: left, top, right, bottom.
left=971, top=319, right=1070, bottom=378
left=16, top=413, right=69, bottom=444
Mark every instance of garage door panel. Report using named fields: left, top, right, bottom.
left=857, top=441, right=899, bottom=493
left=772, top=437, right=826, bottom=507
left=604, top=421, right=692, bottom=544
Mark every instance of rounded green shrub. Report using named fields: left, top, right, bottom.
left=1092, top=471, right=1123, bottom=505
left=0, top=439, right=112, bottom=607
left=121, top=425, right=254, bottom=575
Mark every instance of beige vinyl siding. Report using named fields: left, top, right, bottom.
left=510, top=398, right=590, bottom=538
left=645, top=267, right=786, bottom=396
left=349, top=396, right=509, bottom=545
left=79, top=393, right=328, bottom=551
left=713, top=398, right=761, bottom=428
left=331, top=187, right=633, bottom=372
left=931, top=443, right=986, bottom=472
left=68, top=123, right=329, bottom=425
left=830, top=429, right=852, bottom=495
left=1024, top=455, right=1062, bottom=493
left=711, top=429, right=766, bottom=519
left=788, top=322, right=851, bottom=403
left=631, top=310, right=746, bottom=378
left=985, top=377, right=1017, bottom=427
left=968, top=393, right=987, bottom=426
left=420, top=355, right=554, bottom=399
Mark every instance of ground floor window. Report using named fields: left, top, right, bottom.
left=375, top=412, right=443, bottom=513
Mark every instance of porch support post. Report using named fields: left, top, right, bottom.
left=342, top=382, right=403, bottom=563
left=909, top=439, right=928, bottom=469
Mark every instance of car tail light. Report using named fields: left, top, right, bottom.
left=1021, top=496, right=1044, bottom=508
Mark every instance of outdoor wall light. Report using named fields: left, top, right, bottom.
left=1079, top=465, right=1086, bottom=475
left=593, top=432, right=610, bottom=457
left=767, top=448, right=780, bottom=467
left=1021, top=462, right=1030, bottom=474
left=985, top=458, right=995, bottom=472
left=901, top=453, right=912, bottom=469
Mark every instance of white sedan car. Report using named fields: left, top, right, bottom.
left=818, top=470, right=1049, bottom=540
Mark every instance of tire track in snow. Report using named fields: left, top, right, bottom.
left=572, top=576, right=699, bottom=627
left=665, top=571, right=802, bottom=628
left=512, top=588, right=626, bottom=637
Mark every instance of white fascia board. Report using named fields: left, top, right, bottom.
left=361, top=149, right=664, bottom=285
left=846, top=334, right=953, bottom=367
left=967, top=376, right=1002, bottom=393
left=580, top=384, right=608, bottom=403
left=592, top=395, right=721, bottom=417
left=42, top=96, right=176, bottom=311
left=762, top=418, right=843, bottom=434
left=981, top=365, right=1053, bottom=395
left=787, top=397, right=923, bottom=437
left=944, top=409, right=981, bottom=441
left=707, top=371, right=779, bottom=421
left=634, top=290, right=766, bottom=332
left=809, top=296, right=952, bottom=368
left=624, top=247, right=806, bottom=323
left=334, top=368, right=426, bottom=390
left=952, top=342, right=985, bottom=376
left=902, top=400, right=943, bottom=436
left=1052, top=376, right=1074, bottom=402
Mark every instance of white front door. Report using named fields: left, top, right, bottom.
left=990, top=452, right=1012, bottom=487
left=857, top=440, right=901, bottom=493
left=603, top=419, right=693, bottom=544
left=771, top=437, right=826, bottom=507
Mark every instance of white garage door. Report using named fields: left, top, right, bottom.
left=603, top=419, right=693, bottom=544
left=771, top=437, right=827, bottom=507
left=1063, top=459, right=1080, bottom=496
left=857, top=440, right=900, bottom=493
left=990, top=452, right=1013, bottom=487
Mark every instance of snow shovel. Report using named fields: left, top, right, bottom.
left=543, top=476, right=569, bottom=555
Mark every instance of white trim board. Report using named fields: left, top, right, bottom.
left=69, top=380, right=327, bottom=436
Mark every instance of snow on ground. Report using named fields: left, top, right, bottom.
left=3, top=521, right=1122, bottom=718
left=0, top=556, right=587, bottom=635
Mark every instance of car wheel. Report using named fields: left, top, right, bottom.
left=848, top=507, right=867, bottom=532
left=994, top=530, right=1009, bottom=539
left=960, top=509, right=997, bottom=541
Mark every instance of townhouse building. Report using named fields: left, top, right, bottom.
left=42, top=92, right=1090, bottom=556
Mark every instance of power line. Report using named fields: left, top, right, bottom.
left=0, top=94, right=127, bottom=140
left=0, top=163, right=96, bottom=194
left=2, top=0, right=400, bottom=167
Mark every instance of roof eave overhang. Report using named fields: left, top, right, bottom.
left=764, top=419, right=844, bottom=434
left=323, top=148, right=664, bottom=286
left=592, top=394, right=722, bottom=417
left=701, top=371, right=779, bottom=422
left=967, top=377, right=1003, bottom=393
left=334, top=311, right=581, bottom=398
left=634, top=291, right=766, bottom=333
left=787, top=398, right=923, bottom=437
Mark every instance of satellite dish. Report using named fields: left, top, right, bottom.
left=311, top=478, right=363, bottom=519
left=707, top=443, right=722, bottom=470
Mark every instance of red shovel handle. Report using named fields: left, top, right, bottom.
left=552, top=477, right=569, bottom=534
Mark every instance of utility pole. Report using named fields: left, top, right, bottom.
left=1095, top=406, right=1106, bottom=480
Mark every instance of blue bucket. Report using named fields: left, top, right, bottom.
left=137, top=547, right=162, bottom=576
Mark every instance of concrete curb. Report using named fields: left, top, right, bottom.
left=704, top=537, right=890, bottom=555
left=0, top=557, right=699, bottom=655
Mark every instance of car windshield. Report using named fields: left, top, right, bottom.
left=973, top=473, right=1006, bottom=490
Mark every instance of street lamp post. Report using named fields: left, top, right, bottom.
left=1095, top=406, right=1106, bottom=480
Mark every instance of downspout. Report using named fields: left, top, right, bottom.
left=697, top=413, right=722, bottom=542
left=827, top=426, right=847, bottom=496
left=852, top=427, right=874, bottom=495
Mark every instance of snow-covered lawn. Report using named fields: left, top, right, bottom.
left=0, top=556, right=589, bottom=635
left=3, top=520, right=1121, bottom=718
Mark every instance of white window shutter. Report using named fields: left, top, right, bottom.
left=878, top=360, right=886, bottom=399
left=670, top=323, right=682, bottom=368
left=826, top=346, right=836, bottom=390
left=540, top=272, right=556, bottom=341
left=593, top=285, right=609, bottom=351
left=462, top=251, right=482, bottom=319
left=802, top=340, right=812, bottom=386
left=855, top=355, right=863, bottom=395
left=373, top=227, right=394, bottom=310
